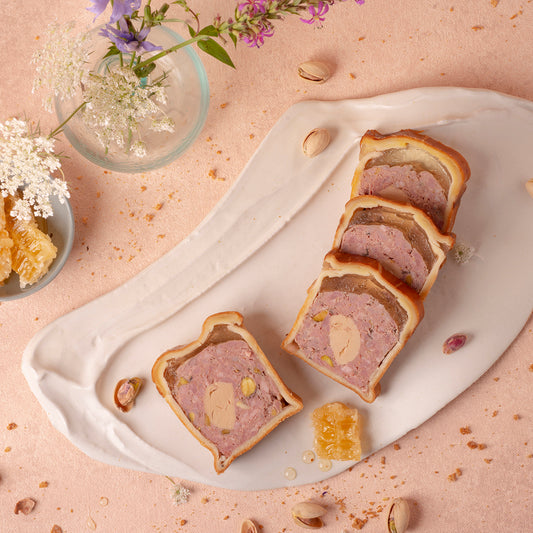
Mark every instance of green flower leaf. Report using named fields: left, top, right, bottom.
left=134, top=62, right=157, bottom=79
left=197, top=38, right=235, bottom=68
left=103, top=45, right=121, bottom=59
left=197, top=25, right=219, bottom=37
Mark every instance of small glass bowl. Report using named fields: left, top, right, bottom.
left=0, top=196, right=75, bottom=301
left=55, top=26, right=210, bottom=173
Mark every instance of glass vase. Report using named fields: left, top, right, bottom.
left=55, top=26, right=210, bottom=173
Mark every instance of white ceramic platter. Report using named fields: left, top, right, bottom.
left=22, top=88, right=533, bottom=490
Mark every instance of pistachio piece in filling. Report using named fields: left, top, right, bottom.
left=203, top=382, right=236, bottom=430
left=329, top=314, right=361, bottom=365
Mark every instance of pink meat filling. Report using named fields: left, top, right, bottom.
left=294, top=290, right=399, bottom=392
left=340, top=224, right=428, bottom=292
left=169, top=340, right=283, bottom=457
left=359, top=165, right=447, bottom=229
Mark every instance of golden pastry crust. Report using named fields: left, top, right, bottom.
left=331, top=195, right=455, bottom=299
left=152, top=311, right=303, bottom=474
left=282, top=254, right=424, bottom=403
left=351, top=129, right=471, bottom=233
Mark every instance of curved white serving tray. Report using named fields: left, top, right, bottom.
left=22, top=88, right=533, bottom=490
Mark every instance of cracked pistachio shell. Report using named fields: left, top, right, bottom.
left=298, top=61, right=331, bottom=83
left=387, top=498, right=410, bottom=533
left=526, top=179, right=533, bottom=199
left=240, top=519, right=259, bottom=533
left=114, top=377, right=143, bottom=412
left=302, top=128, right=331, bottom=157
left=291, top=502, right=326, bottom=529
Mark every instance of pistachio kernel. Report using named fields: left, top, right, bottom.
left=114, top=377, right=143, bottom=412
left=240, top=376, right=256, bottom=397
left=321, top=355, right=334, bottom=367
left=442, top=333, right=467, bottom=354
left=312, top=310, right=328, bottom=322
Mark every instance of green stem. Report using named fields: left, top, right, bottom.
left=133, top=34, right=208, bottom=73
left=49, top=101, right=87, bottom=138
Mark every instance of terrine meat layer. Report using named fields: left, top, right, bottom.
left=164, top=339, right=286, bottom=457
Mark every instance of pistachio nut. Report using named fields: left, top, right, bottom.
left=302, top=128, right=331, bottom=157
left=526, top=178, right=533, bottom=199
left=240, top=376, right=257, bottom=397
left=291, top=501, right=326, bottom=529
left=387, top=498, right=410, bottom=533
left=114, top=377, right=143, bottom=412
left=298, top=61, right=331, bottom=83
left=240, top=519, right=259, bottom=533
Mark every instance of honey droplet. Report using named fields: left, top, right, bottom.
left=302, top=450, right=316, bottom=464
left=318, top=458, right=332, bottom=472
left=284, top=467, right=297, bottom=480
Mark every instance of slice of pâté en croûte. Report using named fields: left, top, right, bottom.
left=282, top=253, right=424, bottom=403
left=331, top=195, right=455, bottom=299
left=351, top=129, right=471, bottom=233
left=152, top=311, right=303, bottom=474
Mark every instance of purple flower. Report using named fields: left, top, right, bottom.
left=87, top=0, right=142, bottom=23
left=239, top=20, right=275, bottom=48
left=237, top=0, right=266, bottom=16
left=300, top=2, right=330, bottom=25
left=100, top=19, right=162, bottom=54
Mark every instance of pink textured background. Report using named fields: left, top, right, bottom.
left=1, top=1, right=532, bottom=531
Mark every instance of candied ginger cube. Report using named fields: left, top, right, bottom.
left=312, top=402, right=361, bottom=461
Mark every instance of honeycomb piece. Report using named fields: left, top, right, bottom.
left=4, top=195, right=57, bottom=288
left=0, top=197, right=14, bottom=284
left=312, top=401, right=361, bottom=461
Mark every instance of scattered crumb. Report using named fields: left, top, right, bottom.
left=223, top=515, right=230, bottom=520
left=528, top=363, right=533, bottom=372
left=472, top=25, right=484, bottom=31
left=39, top=481, right=49, bottom=488
left=467, top=441, right=479, bottom=449
left=249, top=134, right=255, bottom=139
left=513, top=414, right=521, bottom=420
left=352, top=517, right=368, bottom=529
left=180, top=519, right=187, bottom=526
left=201, top=497, right=209, bottom=504
left=51, top=526, right=63, bottom=533
left=484, top=458, right=493, bottom=464
left=491, top=0, right=499, bottom=6
left=6, top=422, right=17, bottom=430
left=393, top=444, right=400, bottom=450
left=140, top=186, right=147, bottom=192
left=220, top=103, right=228, bottom=109
left=478, top=443, right=487, bottom=450
left=460, top=426, right=471, bottom=435
left=154, top=203, right=163, bottom=211
left=448, top=468, right=462, bottom=481
left=144, top=213, right=155, bottom=222
left=349, top=73, right=356, bottom=79
left=492, top=410, right=499, bottom=417
left=4, top=447, right=11, bottom=452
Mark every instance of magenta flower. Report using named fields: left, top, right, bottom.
left=300, top=2, right=330, bottom=25
left=237, top=0, right=266, bottom=15
left=99, top=19, right=162, bottom=54
left=87, top=0, right=142, bottom=23
left=239, top=20, right=275, bottom=48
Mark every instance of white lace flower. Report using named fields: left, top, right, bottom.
left=151, top=117, right=175, bottom=133
left=167, top=479, right=190, bottom=505
left=80, top=66, right=171, bottom=156
left=0, top=119, right=69, bottom=220
left=453, top=240, right=475, bottom=264
left=33, top=22, right=90, bottom=112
